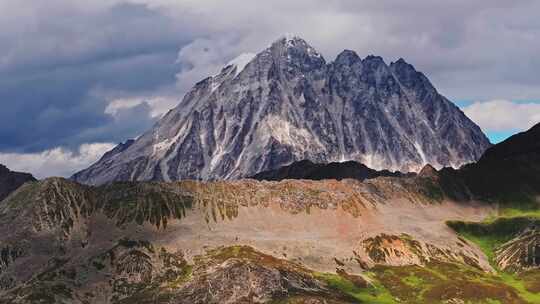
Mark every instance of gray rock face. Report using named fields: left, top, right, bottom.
left=72, top=35, right=491, bottom=185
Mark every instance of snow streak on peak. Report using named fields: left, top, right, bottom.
left=269, top=33, right=307, bottom=48
left=227, top=53, right=256, bottom=77
left=270, top=34, right=322, bottom=60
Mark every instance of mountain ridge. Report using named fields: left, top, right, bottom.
left=0, top=164, right=36, bottom=201
left=251, top=159, right=412, bottom=181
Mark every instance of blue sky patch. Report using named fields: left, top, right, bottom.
left=486, top=131, right=516, bottom=144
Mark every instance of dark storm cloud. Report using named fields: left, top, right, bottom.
left=0, top=1, right=189, bottom=153
left=0, top=49, right=173, bottom=152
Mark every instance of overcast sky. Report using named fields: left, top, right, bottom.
left=1, top=0, right=539, bottom=178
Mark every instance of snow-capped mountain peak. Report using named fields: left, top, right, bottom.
left=72, top=35, right=491, bottom=185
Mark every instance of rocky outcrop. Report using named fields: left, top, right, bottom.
left=361, top=233, right=482, bottom=270
left=171, top=246, right=345, bottom=304
left=0, top=164, right=35, bottom=201
left=496, top=225, right=540, bottom=272
left=72, top=35, right=490, bottom=185
left=448, top=216, right=540, bottom=275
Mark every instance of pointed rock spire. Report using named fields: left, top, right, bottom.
left=362, top=55, right=386, bottom=66
left=390, top=57, right=434, bottom=91
left=267, top=34, right=325, bottom=73
left=335, top=50, right=361, bottom=65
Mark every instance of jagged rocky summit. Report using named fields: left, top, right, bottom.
left=73, top=35, right=490, bottom=185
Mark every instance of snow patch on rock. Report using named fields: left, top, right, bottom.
left=227, top=53, right=256, bottom=77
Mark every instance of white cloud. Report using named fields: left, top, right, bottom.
left=3, top=0, right=540, bottom=105
left=0, top=143, right=115, bottom=179
left=463, top=100, right=540, bottom=132
left=2, top=1, right=540, bottom=101
left=105, top=95, right=179, bottom=118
